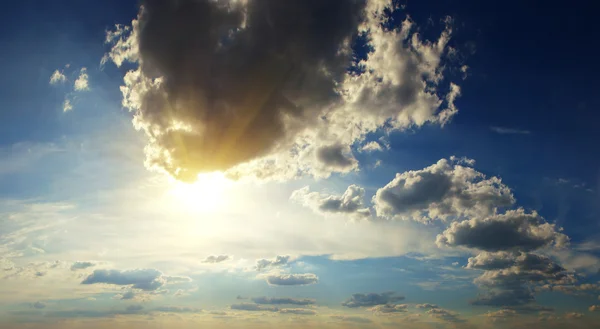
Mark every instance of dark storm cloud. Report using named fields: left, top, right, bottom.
left=123, top=0, right=368, bottom=181
left=341, top=292, right=405, bottom=308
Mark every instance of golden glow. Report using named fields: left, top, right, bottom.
left=166, top=172, right=232, bottom=213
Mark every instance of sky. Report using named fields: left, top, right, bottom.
left=1, top=0, right=600, bottom=328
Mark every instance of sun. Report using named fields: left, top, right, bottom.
left=166, top=172, right=232, bottom=213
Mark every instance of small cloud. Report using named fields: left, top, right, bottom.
left=49, top=70, right=67, bottom=85
left=490, top=126, right=531, bottom=135
left=361, top=141, right=383, bottom=153
left=251, top=297, right=315, bottom=306
left=63, top=98, right=73, bottom=112
left=202, top=255, right=230, bottom=264
left=342, top=292, right=405, bottom=308
left=265, top=273, right=318, bottom=286
left=565, top=312, right=583, bottom=319
left=74, top=68, right=89, bottom=91
left=255, top=255, right=290, bottom=271
left=71, top=261, right=95, bottom=271
left=330, top=315, right=372, bottom=323
left=33, top=301, right=46, bottom=309
left=590, top=305, right=600, bottom=312
left=230, top=303, right=278, bottom=312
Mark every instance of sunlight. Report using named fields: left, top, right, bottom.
left=166, top=172, right=232, bottom=213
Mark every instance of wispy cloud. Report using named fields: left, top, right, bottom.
left=490, top=126, right=531, bottom=135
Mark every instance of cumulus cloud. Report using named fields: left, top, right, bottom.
left=426, top=308, right=465, bottom=323
left=74, top=68, right=90, bottom=91
left=590, top=305, right=600, bottom=312
left=63, top=98, right=73, bottom=112
left=251, top=297, right=315, bottom=306
left=436, top=209, right=569, bottom=252
left=265, top=273, right=318, bottom=286
left=81, top=268, right=187, bottom=291
left=361, top=141, right=383, bottom=152
left=49, top=70, right=66, bottom=85
left=202, top=255, right=230, bottom=263
left=290, top=185, right=371, bottom=219
left=71, top=261, right=95, bottom=271
left=416, top=303, right=439, bottom=309
left=368, top=304, right=408, bottom=314
left=255, top=255, right=290, bottom=271
left=373, top=158, right=514, bottom=222
left=104, top=0, right=463, bottom=182
left=342, top=292, right=405, bottom=308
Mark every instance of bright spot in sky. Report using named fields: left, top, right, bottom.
left=166, top=172, right=232, bottom=213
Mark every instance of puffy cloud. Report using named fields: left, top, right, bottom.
left=70, top=261, right=95, bottom=271
left=590, top=305, right=600, bottom=312
left=436, top=209, right=569, bottom=252
left=251, top=297, right=315, bottom=306
left=342, top=292, right=404, bottom=308
left=63, top=98, right=73, bottom=112
left=49, top=70, right=66, bottom=85
left=373, top=158, right=514, bottom=222
left=368, top=304, right=408, bottom=314
left=202, top=255, right=230, bottom=263
left=81, top=268, right=186, bottom=291
left=490, top=126, right=531, bottom=135
left=265, top=273, right=318, bottom=286
left=119, top=290, right=136, bottom=300
left=290, top=185, right=371, bottom=219
left=230, top=303, right=278, bottom=312
left=255, top=255, right=290, bottom=271
left=104, top=0, right=463, bottom=182
left=485, top=309, right=517, bottom=321
left=426, top=308, right=465, bottom=323
left=565, top=312, right=584, bottom=319
left=360, top=141, right=383, bottom=152
left=416, top=303, right=439, bottom=309
left=74, top=68, right=90, bottom=91
left=279, top=308, right=317, bottom=315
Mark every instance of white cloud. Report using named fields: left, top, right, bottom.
left=290, top=185, right=371, bottom=219
left=202, top=255, right=230, bottom=264
left=373, top=158, right=514, bottom=222
left=360, top=141, right=383, bottom=153
left=63, top=98, right=73, bottom=112
left=265, top=273, right=318, bottom=286
left=49, top=70, right=66, bottom=85
left=255, top=255, right=290, bottom=271
left=74, top=68, right=89, bottom=91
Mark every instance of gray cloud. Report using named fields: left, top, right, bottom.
left=80, top=268, right=187, bottom=291
left=202, top=255, right=230, bottom=263
left=230, top=303, right=278, bottom=312
left=490, top=126, right=531, bottom=135
left=426, top=308, right=465, bottom=323
left=291, top=185, right=371, bottom=218
left=252, top=297, right=315, bottom=306
left=255, top=255, right=290, bottom=271
left=71, top=261, right=95, bottom=271
left=416, top=303, right=439, bottom=309
left=373, top=158, right=514, bottom=222
left=154, top=306, right=201, bottom=313
left=279, top=308, right=317, bottom=315
left=368, top=304, right=408, bottom=314
left=342, top=292, right=404, bottom=308
left=330, top=315, right=372, bottom=323
left=436, top=209, right=569, bottom=252
left=33, top=301, right=46, bottom=309
left=105, top=0, right=464, bottom=182
left=265, top=273, right=318, bottom=286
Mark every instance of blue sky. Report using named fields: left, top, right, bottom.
left=1, top=1, right=600, bottom=328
